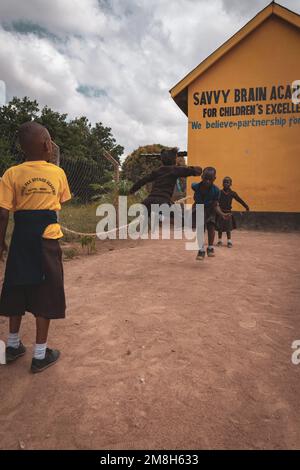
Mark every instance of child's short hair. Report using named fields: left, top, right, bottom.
left=202, top=167, right=216, bottom=179
left=223, top=176, right=232, bottom=184
left=161, top=147, right=177, bottom=166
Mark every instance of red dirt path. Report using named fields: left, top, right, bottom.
left=0, top=231, right=299, bottom=449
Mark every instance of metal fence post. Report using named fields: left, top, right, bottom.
left=102, top=149, right=120, bottom=233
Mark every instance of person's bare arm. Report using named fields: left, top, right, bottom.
left=129, top=171, right=157, bottom=194
left=233, top=192, right=249, bottom=210
left=0, top=208, right=9, bottom=260
left=173, top=166, right=202, bottom=177
left=214, top=202, right=231, bottom=219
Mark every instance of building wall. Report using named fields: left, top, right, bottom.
left=187, top=16, right=300, bottom=212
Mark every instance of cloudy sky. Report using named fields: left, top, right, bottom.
left=0, top=0, right=299, bottom=157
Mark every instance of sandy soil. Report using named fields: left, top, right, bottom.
left=0, top=231, right=299, bottom=450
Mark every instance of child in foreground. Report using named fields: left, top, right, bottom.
left=0, top=121, right=71, bottom=373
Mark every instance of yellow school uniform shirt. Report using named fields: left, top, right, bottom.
left=0, top=160, right=71, bottom=239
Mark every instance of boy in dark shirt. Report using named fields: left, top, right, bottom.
left=217, top=176, right=249, bottom=248
left=129, top=148, right=202, bottom=215
left=192, top=167, right=230, bottom=260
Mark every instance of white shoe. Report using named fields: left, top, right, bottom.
left=227, top=241, right=233, bottom=248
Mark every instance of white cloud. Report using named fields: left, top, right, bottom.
left=0, top=0, right=299, bottom=157
left=0, top=0, right=110, bottom=36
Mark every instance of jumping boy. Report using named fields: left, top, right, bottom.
left=0, top=121, right=71, bottom=373
left=192, top=167, right=230, bottom=260
left=217, top=176, right=249, bottom=248
left=129, top=148, right=202, bottom=215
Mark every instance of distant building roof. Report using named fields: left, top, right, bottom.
left=169, top=2, right=300, bottom=116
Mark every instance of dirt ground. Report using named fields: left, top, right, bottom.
left=0, top=231, right=299, bottom=450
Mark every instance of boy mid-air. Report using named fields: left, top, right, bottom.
left=129, top=148, right=202, bottom=216
left=192, top=167, right=230, bottom=261
left=0, top=121, right=71, bottom=373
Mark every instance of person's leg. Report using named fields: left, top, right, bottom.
left=33, top=317, right=50, bottom=360
left=1, top=284, right=27, bottom=361
left=196, top=221, right=206, bottom=260
left=9, top=315, right=22, bottom=334
left=208, top=224, right=215, bottom=247
left=1, top=285, right=25, bottom=347
left=207, top=223, right=216, bottom=257
left=217, top=230, right=222, bottom=246
left=36, top=317, right=50, bottom=344
left=227, top=231, right=233, bottom=247
left=6, top=316, right=26, bottom=362
left=31, top=316, right=60, bottom=372
left=30, top=240, right=63, bottom=372
left=141, top=198, right=152, bottom=234
left=7, top=315, right=22, bottom=347
left=7, top=315, right=22, bottom=348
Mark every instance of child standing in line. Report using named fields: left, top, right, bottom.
left=217, top=176, right=249, bottom=248
left=0, top=121, right=71, bottom=373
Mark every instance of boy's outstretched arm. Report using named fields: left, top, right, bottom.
left=173, top=166, right=202, bottom=177
left=0, top=208, right=9, bottom=260
left=233, top=192, right=249, bottom=210
left=129, top=171, right=157, bottom=194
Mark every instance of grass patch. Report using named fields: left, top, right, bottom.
left=60, top=191, right=146, bottom=241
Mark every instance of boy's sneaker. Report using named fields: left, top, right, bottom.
left=217, top=240, right=222, bottom=246
left=31, top=348, right=60, bottom=374
left=207, top=247, right=215, bottom=257
left=227, top=241, right=233, bottom=248
left=6, top=342, right=26, bottom=363
left=196, top=250, right=206, bottom=261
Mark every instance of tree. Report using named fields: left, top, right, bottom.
left=0, top=97, right=124, bottom=167
left=0, top=97, right=124, bottom=201
left=122, top=144, right=166, bottom=183
left=0, top=97, right=40, bottom=164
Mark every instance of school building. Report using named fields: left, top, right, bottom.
left=170, top=2, right=300, bottom=228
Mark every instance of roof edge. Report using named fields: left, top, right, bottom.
left=169, top=2, right=300, bottom=107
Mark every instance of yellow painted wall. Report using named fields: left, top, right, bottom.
left=187, top=16, right=300, bottom=212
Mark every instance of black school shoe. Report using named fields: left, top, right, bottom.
left=196, top=250, right=206, bottom=260
left=207, top=247, right=215, bottom=257
left=6, top=342, right=26, bottom=363
left=31, top=348, right=60, bottom=373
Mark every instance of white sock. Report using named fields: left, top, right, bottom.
left=199, top=244, right=205, bottom=252
left=7, top=332, right=20, bottom=349
left=208, top=245, right=214, bottom=249
left=34, top=343, right=47, bottom=360
left=228, top=239, right=232, bottom=243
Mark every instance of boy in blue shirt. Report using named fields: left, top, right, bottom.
left=192, top=167, right=229, bottom=260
